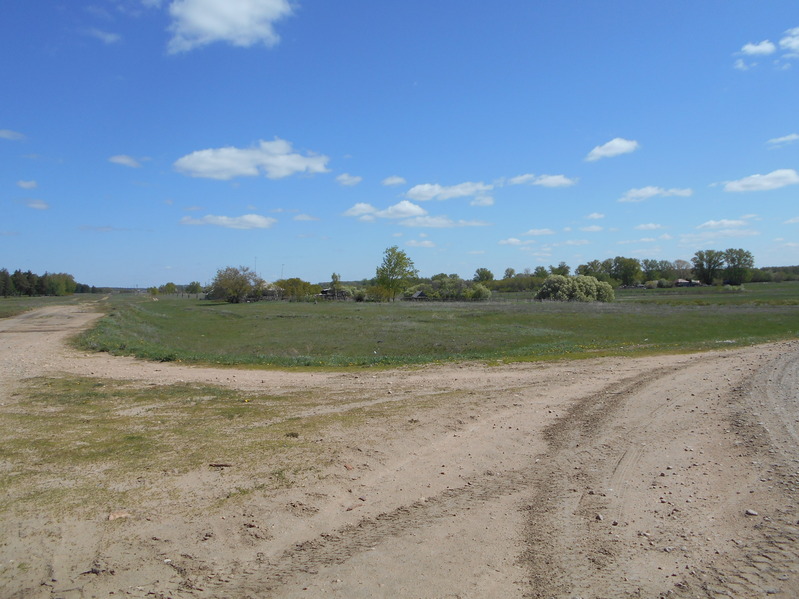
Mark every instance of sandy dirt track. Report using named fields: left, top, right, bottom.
left=1, top=302, right=799, bottom=598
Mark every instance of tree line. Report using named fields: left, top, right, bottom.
left=169, top=246, right=793, bottom=305
left=0, top=268, right=96, bottom=297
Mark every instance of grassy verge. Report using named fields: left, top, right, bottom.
left=74, top=286, right=799, bottom=367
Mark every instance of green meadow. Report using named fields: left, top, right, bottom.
left=73, top=282, right=799, bottom=367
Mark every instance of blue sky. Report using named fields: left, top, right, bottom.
left=2, top=1, right=798, bottom=287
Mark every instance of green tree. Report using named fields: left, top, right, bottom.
left=0, top=268, right=13, bottom=297
left=723, top=248, right=754, bottom=285
left=208, top=266, right=263, bottom=303
left=503, top=267, right=516, bottom=279
left=611, top=257, right=642, bottom=286
left=549, top=262, right=571, bottom=276
left=376, top=246, right=418, bottom=301
left=692, top=250, right=725, bottom=285
left=159, top=282, right=178, bottom=295
left=186, top=281, right=203, bottom=294
left=275, top=277, right=321, bottom=300
left=473, top=267, right=494, bottom=282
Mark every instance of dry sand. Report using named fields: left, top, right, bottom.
left=1, top=301, right=798, bottom=598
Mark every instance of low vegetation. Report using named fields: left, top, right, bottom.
left=74, top=282, right=799, bottom=367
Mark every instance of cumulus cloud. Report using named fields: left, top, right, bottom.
left=766, top=133, right=799, bottom=148
left=399, top=216, right=489, bottom=228
left=780, top=27, right=799, bottom=55
left=580, top=225, right=602, bottom=232
left=343, top=203, right=376, bottom=218
left=635, top=223, right=663, bottom=230
left=585, top=137, right=639, bottom=162
left=586, top=212, right=604, bottom=220
left=524, top=228, right=555, bottom=236
left=109, top=154, right=142, bottom=168
left=174, top=138, right=329, bottom=180
left=785, top=216, right=799, bottom=224
left=343, top=200, right=427, bottom=222
left=405, top=181, right=492, bottom=202
left=180, top=213, right=277, bottom=229
left=293, top=214, right=319, bottom=221
left=740, top=40, right=776, bottom=55
left=382, top=175, right=406, bottom=186
left=508, top=173, right=577, bottom=187
left=724, top=168, right=799, bottom=192
left=376, top=200, right=427, bottom=219
left=17, top=180, right=37, bottom=189
left=167, top=0, right=294, bottom=53
left=336, top=173, right=362, bottom=186
left=0, top=129, right=25, bottom=141
left=618, top=186, right=693, bottom=203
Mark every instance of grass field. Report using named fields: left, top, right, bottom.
left=73, top=282, right=799, bottom=367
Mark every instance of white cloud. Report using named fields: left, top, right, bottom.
left=766, top=133, right=799, bottom=148
left=405, top=181, right=492, bottom=201
left=586, top=212, right=604, bottom=220
left=336, top=173, right=362, bottom=186
left=17, top=180, right=37, bottom=189
left=618, top=237, right=656, bottom=245
left=344, top=203, right=376, bottom=218
left=780, top=27, right=799, bottom=55
left=498, top=237, right=535, bottom=246
left=87, top=28, right=122, bottom=44
left=343, top=200, right=427, bottom=221
left=293, top=214, right=319, bottom=221
left=0, top=129, right=25, bottom=141
left=618, top=186, right=693, bottom=203
left=470, top=195, right=494, bottom=207
left=580, top=225, right=602, bottom=232
left=180, top=213, right=277, bottom=229
left=585, top=137, right=639, bottom=162
left=382, top=175, right=406, bottom=186
left=679, top=229, right=760, bottom=245
left=724, top=168, right=799, bottom=192
left=533, top=174, right=578, bottom=187
left=740, top=40, right=776, bottom=55
left=524, top=228, right=555, bottom=236
left=399, top=216, right=489, bottom=228
left=174, top=138, right=329, bottom=180
left=25, top=199, right=49, bottom=210
left=407, top=239, right=435, bottom=248
left=635, top=223, right=663, bottom=230
left=375, top=200, right=427, bottom=219
left=109, top=154, right=142, bottom=168
left=697, top=219, right=747, bottom=229
left=508, top=173, right=577, bottom=187
left=167, top=0, right=293, bottom=54
left=785, top=216, right=799, bottom=224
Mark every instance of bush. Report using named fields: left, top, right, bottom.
left=535, top=274, right=614, bottom=302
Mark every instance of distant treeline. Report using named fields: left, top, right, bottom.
left=0, top=268, right=99, bottom=297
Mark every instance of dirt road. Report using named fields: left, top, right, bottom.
left=2, top=303, right=798, bottom=598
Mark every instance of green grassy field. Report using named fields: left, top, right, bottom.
left=73, top=282, right=799, bottom=367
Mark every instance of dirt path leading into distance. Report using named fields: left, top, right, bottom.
left=1, top=302, right=798, bottom=598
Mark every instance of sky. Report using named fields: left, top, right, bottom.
left=2, top=1, right=798, bottom=288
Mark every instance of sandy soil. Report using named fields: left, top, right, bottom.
left=1, top=301, right=799, bottom=598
